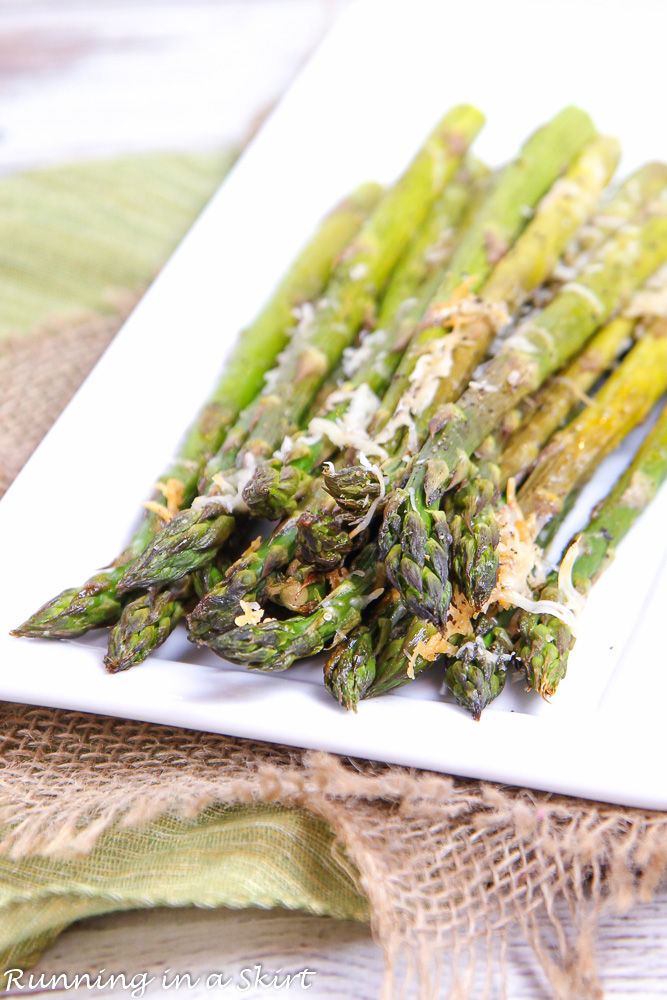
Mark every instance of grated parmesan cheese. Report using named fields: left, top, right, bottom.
left=503, top=333, right=540, bottom=355
left=349, top=262, right=369, bottom=281
left=142, top=500, right=172, bottom=524
left=502, top=590, right=579, bottom=632
left=484, top=478, right=545, bottom=612
left=484, top=485, right=584, bottom=633
left=143, top=478, right=186, bottom=522
left=307, top=383, right=387, bottom=459
left=360, top=587, right=385, bottom=609
left=552, top=376, right=594, bottom=407
left=349, top=454, right=387, bottom=538
left=273, top=436, right=294, bottom=463
left=551, top=262, right=579, bottom=283
left=537, top=177, right=583, bottom=214
left=468, top=378, right=499, bottom=393
left=193, top=458, right=256, bottom=515
left=341, top=329, right=388, bottom=378
left=234, top=600, right=265, bottom=627
left=413, top=631, right=456, bottom=663
left=373, top=292, right=509, bottom=454
left=456, top=635, right=513, bottom=669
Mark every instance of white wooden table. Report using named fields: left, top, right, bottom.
left=3, top=3, right=667, bottom=995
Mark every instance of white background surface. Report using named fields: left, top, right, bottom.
left=2, top=0, right=667, bottom=995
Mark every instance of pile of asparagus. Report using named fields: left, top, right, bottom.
left=15, top=105, right=667, bottom=719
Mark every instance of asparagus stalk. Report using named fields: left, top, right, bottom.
left=13, top=183, right=382, bottom=639
left=517, top=317, right=667, bottom=534
left=194, top=130, right=626, bottom=660
left=241, top=163, right=485, bottom=520
left=498, top=315, right=637, bottom=486
left=331, top=305, right=667, bottom=714
left=558, top=161, right=667, bottom=274
left=104, top=549, right=233, bottom=673
left=449, top=315, right=667, bottom=709
left=324, top=590, right=411, bottom=709
left=370, top=110, right=599, bottom=436
left=379, top=211, right=667, bottom=630
left=446, top=441, right=502, bottom=608
left=117, top=106, right=484, bottom=593
left=194, top=542, right=384, bottom=670
left=199, top=122, right=608, bottom=616
left=320, top=132, right=619, bottom=559
left=369, top=135, right=621, bottom=609
left=104, top=578, right=192, bottom=673
left=448, top=314, right=636, bottom=608
left=517, top=387, right=667, bottom=697
left=211, top=161, right=666, bottom=682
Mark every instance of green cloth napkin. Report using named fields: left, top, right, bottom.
left=0, top=153, right=368, bottom=979
left=0, top=805, right=368, bottom=975
left=0, top=151, right=235, bottom=339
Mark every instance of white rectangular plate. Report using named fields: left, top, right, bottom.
left=2, top=0, right=667, bottom=809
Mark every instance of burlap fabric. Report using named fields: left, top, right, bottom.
left=2, top=155, right=667, bottom=1000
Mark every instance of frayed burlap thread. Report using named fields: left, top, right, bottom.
left=2, top=704, right=667, bottom=999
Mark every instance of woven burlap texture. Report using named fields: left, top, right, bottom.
left=2, top=155, right=667, bottom=1000
left=3, top=697, right=667, bottom=1000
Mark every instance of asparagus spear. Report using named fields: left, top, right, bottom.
left=379, top=210, right=667, bottom=630
left=192, top=117, right=605, bottom=630
left=104, top=578, right=192, bottom=673
left=328, top=301, right=667, bottom=714
left=558, top=161, right=667, bottom=275
left=446, top=441, right=502, bottom=609
left=447, top=314, right=636, bottom=608
left=498, top=315, right=637, bottom=486
left=117, top=106, right=484, bottom=593
left=194, top=542, right=384, bottom=670
left=516, top=387, right=667, bottom=698
left=241, top=163, right=485, bottom=520
left=103, top=549, right=233, bottom=673
left=351, top=136, right=620, bottom=608
left=194, top=131, right=625, bottom=655
left=131, top=160, right=484, bottom=655
left=517, top=317, right=667, bottom=534
left=449, top=315, right=667, bottom=709
left=324, top=590, right=411, bottom=709
left=370, top=110, right=599, bottom=437
left=320, top=132, right=619, bottom=561
left=13, top=183, right=382, bottom=639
